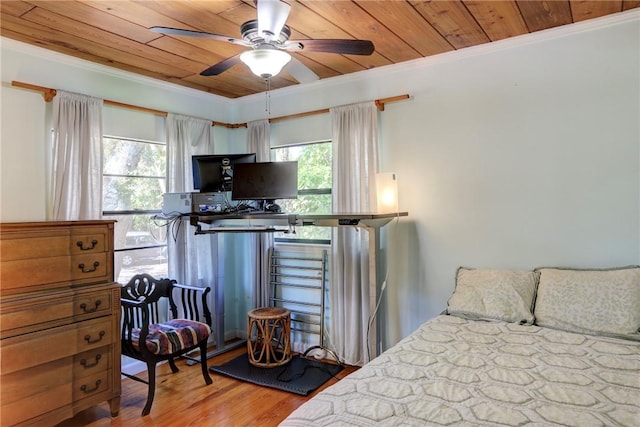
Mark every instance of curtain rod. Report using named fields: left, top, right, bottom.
left=266, top=94, right=410, bottom=124
left=11, top=80, right=409, bottom=128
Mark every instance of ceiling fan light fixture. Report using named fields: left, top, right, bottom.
left=240, top=48, right=291, bottom=79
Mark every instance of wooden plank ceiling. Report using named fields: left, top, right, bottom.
left=1, top=1, right=638, bottom=99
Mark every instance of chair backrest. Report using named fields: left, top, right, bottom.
left=169, top=283, right=213, bottom=327
left=120, top=274, right=212, bottom=327
left=121, top=274, right=174, bottom=328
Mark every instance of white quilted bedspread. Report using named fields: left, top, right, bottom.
left=280, top=315, right=640, bottom=426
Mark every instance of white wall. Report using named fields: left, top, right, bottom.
left=0, top=86, right=47, bottom=220
left=1, top=11, right=638, bottom=351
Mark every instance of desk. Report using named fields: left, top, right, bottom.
left=190, top=212, right=405, bottom=232
left=190, top=211, right=407, bottom=362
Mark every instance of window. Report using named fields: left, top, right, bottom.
left=272, top=141, right=332, bottom=242
left=102, top=136, right=168, bottom=283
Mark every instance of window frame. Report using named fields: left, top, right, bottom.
left=101, top=135, right=168, bottom=279
left=102, top=135, right=166, bottom=216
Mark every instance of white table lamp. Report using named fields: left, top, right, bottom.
left=376, top=172, right=398, bottom=213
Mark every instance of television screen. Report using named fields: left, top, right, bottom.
left=231, top=161, right=298, bottom=202
left=192, top=153, right=256, bottom=192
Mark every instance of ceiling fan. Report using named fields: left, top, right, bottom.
left=150, top=0, right=375, bottom=82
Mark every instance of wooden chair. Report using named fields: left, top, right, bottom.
left=120, top=274, right=213, bottom=416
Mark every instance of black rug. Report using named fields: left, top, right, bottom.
left=209, top=353, right=343, bottom=396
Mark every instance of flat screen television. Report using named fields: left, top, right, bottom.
left=231, top=161, right=298, bottom=212
left=192, top=153, right=256, bottom=192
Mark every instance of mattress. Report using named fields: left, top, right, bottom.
left=280, top=315, right=640, bottom=426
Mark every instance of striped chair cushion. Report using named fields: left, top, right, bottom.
left=133, top=319, right=211, bottom=355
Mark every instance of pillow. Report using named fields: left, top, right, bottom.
left=447, top=267, right=538, bottom=324
left=534, top=266, right=640, bottom=339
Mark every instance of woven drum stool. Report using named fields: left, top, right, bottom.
left=247, top=307, right=292, bottom=367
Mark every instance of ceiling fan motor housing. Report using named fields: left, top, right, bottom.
left=241, top=20, right=291, bottom=46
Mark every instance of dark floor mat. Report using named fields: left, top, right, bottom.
left=209, top=353, right=343, bottom=395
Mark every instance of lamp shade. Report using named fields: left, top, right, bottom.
left=376, top=172, right=398, bottom=213
left=240, top=48, right=291, bottom=79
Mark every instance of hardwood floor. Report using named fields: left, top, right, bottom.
left=55, top=346, right=357, bottom=427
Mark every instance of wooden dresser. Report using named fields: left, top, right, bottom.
left=0, top=220, right=121, bottom=426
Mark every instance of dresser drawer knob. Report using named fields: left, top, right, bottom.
left=80, top=353, right=102, bottom=368
left=81, top=379, right=102, bottom=394
left=78, top=261, right=100, bottom=273
left=76, top=239, right=98, bottom=250
left=84, top=330, right=106, bottom=344
left=80, top=300, right=102, bottom=313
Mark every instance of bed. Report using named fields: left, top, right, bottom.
left=280, top=266, right=640, bottom=426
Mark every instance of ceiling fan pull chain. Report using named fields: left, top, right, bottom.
left=265, top=78, right=272, bottom=116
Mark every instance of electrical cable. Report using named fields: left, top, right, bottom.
left=365, top=211, right=401, bottom=362
left=150, top=212, right=186, bottom=243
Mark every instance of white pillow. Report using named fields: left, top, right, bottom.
left=534, top=266, right=640, bottom=339
left=447, top=268, right=538, bottom=324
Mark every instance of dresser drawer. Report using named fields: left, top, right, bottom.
left=74, top=345, right=112, bottom=378
left=0, top=231, right=70, bottom=261
left=1, top=317, right=114, bottom=375
left=71, top=227, right=108, bottom=254
left=74, top=288, right=114, bottom=317
left=1, top=255, right=72, bottom=291
left=1, top=288, right=72, bottom=336
left=0, top=225, right=109, bottom=261
left=1, top=285, right=115, bottom=337
left=71, top=252, right=109, bottom=281
left=1, top=357, right=73, bottom=426
left=0, top=346, right=113, bottom=427
left=1, top=252, right=109, bottom=293
left=73, top=370, right=113, bottom=402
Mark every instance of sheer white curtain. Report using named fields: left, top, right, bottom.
left=165, top=113, right=216, bottom=287
left=329, top=102, right=378, bottom=365
left=247, top=119, right=273, bottom=308
left=50, top=90, right=103, bottom=220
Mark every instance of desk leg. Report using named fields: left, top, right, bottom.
left=213, top=268, right=227, bottom=355
left=186, top=266, right=248, bottom=363
left=367, top=226, right=381, bottom=362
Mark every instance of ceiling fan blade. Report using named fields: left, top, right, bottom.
left=200, top=54, right=243, bottom=76
left=150, top=26, right=250, bottom=46
left=287, top=39, right=375, bottom=56
left=257, top=0, right=291, bottom=40
left=285, top=57, right=319, bottom=84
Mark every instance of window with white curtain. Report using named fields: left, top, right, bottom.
left=272, top=140, right=332, bottom=243
left=102, top=136, right=168, bottom=284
